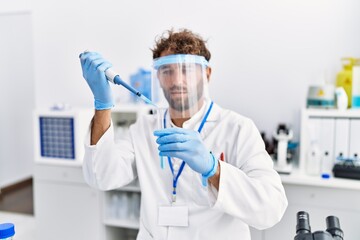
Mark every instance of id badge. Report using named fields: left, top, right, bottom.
left=158, top=204, right=189, bottom=227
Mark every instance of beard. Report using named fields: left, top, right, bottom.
left=163, top=80, right=204, bottom=112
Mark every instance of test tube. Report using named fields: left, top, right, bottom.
left=154, top=108, right=168, bottom=169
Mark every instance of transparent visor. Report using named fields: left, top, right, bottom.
left=152, top=54, right=210, bottom=120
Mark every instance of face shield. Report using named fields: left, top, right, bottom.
left=152, top=54, right=210, bottom=119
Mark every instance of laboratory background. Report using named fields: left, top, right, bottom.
left=1, top=0, right=360, bottom=239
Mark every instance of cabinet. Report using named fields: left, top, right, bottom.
left=34, top=164, right=103, bottom=240
left=33, top=104, right=151, bottom=240
left=33, top=108, right=101, bottom=240
left=299, top=108, right=360, bottom=176
left=102, top=105, right=151, bottom=239
left=102, top=181, right=140, bottom=240
left=34, top=164, right=142, bottom=240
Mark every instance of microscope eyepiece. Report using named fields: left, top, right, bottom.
left=294, top=212, right=344, bottom=240
left=296, top=211, right=311, bottom=234
left=326, top=216, right=344, bottom=240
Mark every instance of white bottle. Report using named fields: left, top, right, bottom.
left=110, top=193, right=119, bottom=219
left=117, top=192, right=129, bottom=219
left=321, top=151, right=333, bottom=179
left=335, top=87, right=348, bottom=110
left=131, top=193, right=141, bottom=219
left=306, top=141, right=322, bottom=176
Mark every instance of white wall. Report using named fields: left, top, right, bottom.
left=29, top=0, right=360, bottom=141
left=1, top=1, right=360, bottom=187
left=0, top=11, right=34, bottom=187
left=0, top=0, right=31, bottom=13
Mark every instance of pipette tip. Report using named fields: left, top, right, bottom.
left=140, top=95, right=158, bottom=108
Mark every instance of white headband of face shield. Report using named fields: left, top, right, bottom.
left=153, top=54, right=209, bottom=70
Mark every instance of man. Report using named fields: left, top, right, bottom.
left=80, top=29, right=287, bottom=240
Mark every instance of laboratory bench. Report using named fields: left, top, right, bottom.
left=32, top=107, right=360, bottom=239
left=251, top=170, right=360, bottom=240
left=280, top=170, right=360, bottom=190
left=33, top=162, right=360, bottom=240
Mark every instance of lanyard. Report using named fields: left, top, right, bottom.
left=164, top=101, right=214, bottom=202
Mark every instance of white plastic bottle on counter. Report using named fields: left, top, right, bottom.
left=306, top=141, right=322, bottom=176
left=335, top=87, right=348, bottom=110
left=321, top=151, right=333, bottom=179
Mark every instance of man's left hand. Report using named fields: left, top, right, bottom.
left=154, top=128, right=214, bottom=175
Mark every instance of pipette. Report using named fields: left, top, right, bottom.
left=105, top=68, right=158, bottom=108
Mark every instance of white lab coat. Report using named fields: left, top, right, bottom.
left=83, top=101, right=288, bottom=240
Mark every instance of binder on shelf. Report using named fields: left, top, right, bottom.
left=334, top=119, right=350, bottom=160
left=349, top=119, right=360, bottom=159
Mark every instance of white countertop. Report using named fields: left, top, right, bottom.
left=280, top=170, right=360, bottom=190
left=33, top=162, right=360, bottom=191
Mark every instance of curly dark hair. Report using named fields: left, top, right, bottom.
left=151, top=28, right=211, bottom=61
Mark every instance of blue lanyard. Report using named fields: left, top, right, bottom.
left=164, top=101, right=214, bottom=202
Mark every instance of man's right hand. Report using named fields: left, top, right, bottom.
left=79, top=52, right=114, bottom=110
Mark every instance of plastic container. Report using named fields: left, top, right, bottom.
left=335, top=87, right=348, bottom=110
left=321, top=151, right=333, bottom=179
left=336, top=58, right=355, bottom=108
left=117, top=192, right=129, bottom=219
left=129, top=193, right=141, bottom=220
left=0, top=223, right=15, bottom=240
left=352, top=59, right=360, bottom=108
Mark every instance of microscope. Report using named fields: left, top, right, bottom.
left=294, top=211, right=344, bottom=240
left=273, top=124, right=293, bottom=174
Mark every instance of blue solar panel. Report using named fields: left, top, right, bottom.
left=39, top=117, right=75, bottom=160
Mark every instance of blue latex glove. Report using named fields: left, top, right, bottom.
left=154, top=128, right=215, bottom=175
left=79, top=52, right=114, bottom=110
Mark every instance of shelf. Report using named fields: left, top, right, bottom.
left=111, top=180, right=141, bottom=192
left=115, top=185, right=141, bottom=192
left=35, top=160, right=82, bottom=167
left=104, top=218, right=139, bottom=229
left=303, top=108, right=360, bottom=118
left=280, top=170, right=360, bottom=190
left=299, top=108, right=360, bottom=177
